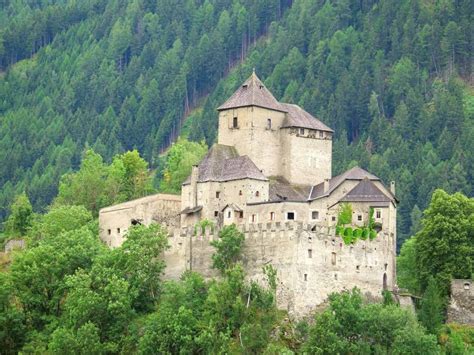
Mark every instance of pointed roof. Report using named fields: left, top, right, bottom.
left=339, top=177, right=391, bottom=203
left=183, top=144, right=268, bottom=184
left=281, top=103, right=333, bottom=132
left=309, top=166, right=380, bottom=200
left=217, top=70, right=286, bottom=112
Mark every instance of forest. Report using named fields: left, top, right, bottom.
left=0, top=0, right=473, bottom=353
left=0, top=0, right=472, bottom=249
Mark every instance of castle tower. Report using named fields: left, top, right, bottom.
left=217, top=71, right=333, bottom=186
left=217, top=70, right=287, bottom=177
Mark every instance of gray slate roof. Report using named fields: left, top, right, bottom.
left=183, top=144, right=267, bottom=184
left=281, top=103, right=333, bottom=132
left=309, top=166, right=380, bottom=200
left=340, top=177, right=391, bottom=203
left=217, top=71, right=286, bottom=112
left=269, top=177, right=311, bottom=202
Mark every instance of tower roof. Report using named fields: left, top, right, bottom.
left=217, top=70, right=286, bottom=112
left=281, top=103, right=333, bottom=132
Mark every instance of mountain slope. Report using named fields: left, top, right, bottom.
left=0, top=0, right=292, bottom=220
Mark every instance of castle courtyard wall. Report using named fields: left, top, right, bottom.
left=165, top=222, right=395, bottom=317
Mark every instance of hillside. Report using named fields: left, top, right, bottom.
left=1, top=0, right=473, bottom=248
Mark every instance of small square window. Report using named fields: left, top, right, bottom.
left=299, top=128, right=305, bottom=135
left=332, top=216, right=336, bottom=221
left=287, top=212, right=295, bottom=220
left=214, top=211, right=218, bottom=217
left=312, top=211, right=319, bottom=220
left=357, top=215, right=362, bottom=221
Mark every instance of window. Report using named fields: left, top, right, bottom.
left=216, top=191, right=220, bottom=198
left=356, top=265, right=360, bottom=271
left=239, top=211, right=244, bottom=218
left=239, top=190, right=243, bottom=196
left=334, top=273, right=338, bottom=280
left=214, top=211, right=218, bottom=217
left=308, top=249, right=312, bottom=258
left=233, top=116, right=238, bottom=128
left=357, top=215, right=362, bottom=221
left=286, top=212, right=295, bottom=220
left=464, top=283, right=471, bottom=290
left=332, top=216, right=336, bottom=221
left=251, top=214, right=257, bottom=223
left=311, top=211, right=319, bottom=220
left=267, top=118, right=272, bottom=129
left=331, top=252, right=336, bottom=265
left=376, top=210, right=381, bottom=219
left=107, top=229, right=111, bottom=235
left=270, top=212, right=275, bottom=221
left=255, top=191, right=260, bottom=197
left=117, top=228, right=121, bottom=234
left=304, top=274, right=308, bottom=281
left=227, top=211, right=231, bottom=218
left=319, top=131, right=324, bottom=138
left=299, top=128, right=305, bottom=135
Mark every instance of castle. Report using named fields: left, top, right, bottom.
left=99, top=71, right=398, bottom=316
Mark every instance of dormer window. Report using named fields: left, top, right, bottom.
left=233, top=117, right=238, bottom=128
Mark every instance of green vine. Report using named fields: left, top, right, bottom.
left=336, top=204, right=379, bottom=245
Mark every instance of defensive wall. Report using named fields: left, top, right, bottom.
left=164, top=221, right=396, bottom=317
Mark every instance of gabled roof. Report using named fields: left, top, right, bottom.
left=217, top=71, right=286, bottom=112
left=281, top=103, right=333, bottom=132
left=183, top=144, right=267, bottom=185
left=339, top=177, right=391, bottom=203
left=309, top=166, right=380, bottom=200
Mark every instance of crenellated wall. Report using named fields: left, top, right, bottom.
left=164, top=221, right=396, bottom=317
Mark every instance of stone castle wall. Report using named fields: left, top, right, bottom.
left=164, top=221, right=396, bottom=317
left=447, top=279, right=474, bottom=325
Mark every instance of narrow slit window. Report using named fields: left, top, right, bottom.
left=216, top=191, right=220, bottom=198
left=227, top=211, right=231, bottom=218
left=308, top=249, right=312, bottom=258
left=214, top=211, right=218, bottom=217
left=376, top=210, right=381, bottom=219
left=304, top=273, right=308, bottom=281
left=256, top=191, right=260, bottom=197
left=270, top=212, right=275, bottom=221
left=267, top=118, right=272, bottom=129
left=117, top=228, right=121, bottom=234
left=331, top=252, right=337, bottom=265
left=107, top=229, right=111, bottom=235
left=233, top=116, right=238, bottom=128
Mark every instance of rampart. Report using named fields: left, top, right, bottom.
left=164, top=222, right=396, bottom=317
left=447, top=279, right=474, bottom=325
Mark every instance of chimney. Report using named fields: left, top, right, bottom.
left=324, top=178, right=330, bottom=193
left=190, top=165, right=199, bottom=207
left=390, top=181, right=395, bottom=195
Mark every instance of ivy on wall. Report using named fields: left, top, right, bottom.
left=335, top=203, right=378, bottom=245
